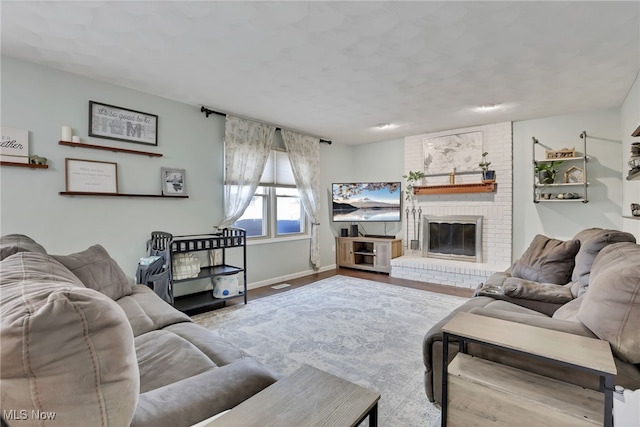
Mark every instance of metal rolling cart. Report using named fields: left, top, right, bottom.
left=148, top=228, right=247, bottom=314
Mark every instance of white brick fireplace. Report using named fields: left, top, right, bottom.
left=392, top=122, right=513, bottom=289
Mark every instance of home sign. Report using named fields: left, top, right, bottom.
left=0, top=127, right=29, bottom=164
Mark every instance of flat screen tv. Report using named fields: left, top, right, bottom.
left=332, top=182, right=402, bottom=222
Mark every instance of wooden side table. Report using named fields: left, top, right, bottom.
left=441, top=312, right=616, bottom=427
left=205, top=364, right=380, bottom=427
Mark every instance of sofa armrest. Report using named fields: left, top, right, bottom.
left=467, top=307, right=596, bottom=337
left=131, top=358, right=279, bottom=427
left=502, top=277, right=574, bottom=304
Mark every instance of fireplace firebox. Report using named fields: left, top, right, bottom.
left=422, top=215, right=483, bottom=262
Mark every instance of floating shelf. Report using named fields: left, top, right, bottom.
left=535, top=182, right=589, bottom=187
left=632, top=126, right=640, bottom=137
left=627, top=169, right=640, bottom=181
left=535, top=156, right=589, bottom=163
left=59, top=191, right=187, bottom=198
left=623, top=216, right=640, bottom=220
left=413, top=182, right=496, bottom=195
left=535, top=198, right=587, bottom=203
left=59, top=141, right=163, bottom=157
left=0, top=161, right=48, bottom=169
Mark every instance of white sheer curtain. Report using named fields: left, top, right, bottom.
left=281, top=129, right=321, bottom=269
left=218, top=115, right=275, bottom=229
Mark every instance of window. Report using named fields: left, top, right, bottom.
left=233, top=150, right=307, bottom=239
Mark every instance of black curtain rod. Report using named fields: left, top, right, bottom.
left=200, top=106, right=332, bottom=145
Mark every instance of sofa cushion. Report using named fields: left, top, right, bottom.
left=577, top=242, right=640, bottom=364
left=511, top=234, right=580, bottom=284
left=164, top=322, right=249, bottom=367
left=0, top=233, right=47, bottom=261
left=135, top=329, right=217, bottom=393
left=570, top=228, right=636, bottom=297
left=117, top=285, right=191, bottom=337
left=1, top=252, right=139, bottom=427
left=53, top=244, right=133, bottom=300
left=481, top=299, right=548, bottom=317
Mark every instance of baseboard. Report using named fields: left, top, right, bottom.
left=248, top=264, right=337, bottom=290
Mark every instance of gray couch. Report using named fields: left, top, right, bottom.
left=0, top=234, right=279, bottom=427
left=423, top=228, right=640, bottom=404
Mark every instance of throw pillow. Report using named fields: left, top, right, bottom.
left=1, top=251, right=139, bottom=427
left=53, top=244, right=133, bottom=300
left=0, top=233, right=47, bottom=261
left=511, top=234, right=580, bottom=284
left=577, top=242, right=640, bottom=364
left=570, top=228, right=636, bottom=297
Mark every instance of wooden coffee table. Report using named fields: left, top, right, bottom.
left=204, top=364, right=380, bottom=427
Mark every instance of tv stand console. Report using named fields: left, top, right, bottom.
left=336, top=236, right=403, bottom=274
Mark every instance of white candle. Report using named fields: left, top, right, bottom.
left=62, top=126, right=72, bottom=141
left=72, top=135, right=80, bottom=143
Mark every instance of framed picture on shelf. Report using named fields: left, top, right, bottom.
left=65, top=158, right=118, bottom=194
left=564, top=166, right=584, bottom=183
left=161, top=167, right=187, bottom=196
left=89, top=101, right=158, bottom=146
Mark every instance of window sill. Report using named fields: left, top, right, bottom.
left=246, top=234, right=311, bottom=246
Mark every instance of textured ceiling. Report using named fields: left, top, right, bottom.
left=2, top=1, right=639, bottom=145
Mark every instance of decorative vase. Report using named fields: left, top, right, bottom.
left=482, top=170, right=496, bottom=182
left=537, top=171, right=554, bottom=184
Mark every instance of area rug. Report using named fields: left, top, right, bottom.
left=192, top=275, right=467, bottom=426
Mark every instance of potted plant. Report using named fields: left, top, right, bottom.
left=402, top=170, right=426, bottom=201
left=479, top=152, right=496, bottom=182
left=534, top=161, right=563, bottom=184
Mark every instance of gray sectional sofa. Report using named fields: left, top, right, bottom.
left=0, top=234, right=279, bottom=427
left=423, top=228, right=640, bottom=404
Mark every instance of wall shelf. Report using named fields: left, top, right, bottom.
left=413, top=182, right=496, bottom=195
left=59, top=191, right=187, bottom=198
left=623, top=216, right=640, bottom=220
left=0, top=161, right=48, bottom=169
left=533, top=132, right=589, bottom=203
left=632, top=126, right=640, bottom=137
left=59, top=141, right=163, bottom=157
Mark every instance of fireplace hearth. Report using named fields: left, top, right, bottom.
left=423, top=215, right=483, bottom=262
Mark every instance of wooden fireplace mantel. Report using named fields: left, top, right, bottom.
left=413, top=182, right=496, bottom=195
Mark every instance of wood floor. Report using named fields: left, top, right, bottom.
left=226, top=268, right=474, bottom=306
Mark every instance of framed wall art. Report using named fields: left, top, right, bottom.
left=65, top=158, right=118, bottom=194
left=423, top=131, right=482, bottom=175
left=564, top=166, right=584, bottom=183
left=161, top=167, right=187, bottom=196
left=89, top=101, right=158, bottom=146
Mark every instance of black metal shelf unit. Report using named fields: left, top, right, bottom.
left=169, top=228, right=247, bottom=314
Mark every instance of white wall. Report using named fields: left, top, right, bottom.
left=621, top=72, right=640, bottom=237
left=512, top=108, right=624, bottom=257
left=0, top=56, right=347, bottom=286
